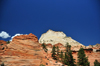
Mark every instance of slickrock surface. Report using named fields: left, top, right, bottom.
left=39, top=29, right=84, bottom=46
left=0, top=33, right=100, bottom=66
left=0, top=33, right=64, bottom=66
left=12, top=33, right=38, bottom=42
left=0, top=40, right=7, bottom=44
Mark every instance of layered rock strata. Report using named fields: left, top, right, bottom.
left=0, top=33, right=62, bottom=66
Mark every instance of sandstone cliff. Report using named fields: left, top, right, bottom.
left=0, top=33, right=63, bottom=66
left=39, top=29, right=84, bottom=46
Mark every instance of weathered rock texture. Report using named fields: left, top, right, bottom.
left=12, top=33, right=38, bottom=42
left=0, top=32, right=100, bottom=66
left=0, top=33, right=63, bottom=66
left=0, top=40, right=7, bottom=45
left=0, top=40, right=7, bottom=50
left=39, top=29, right=84, bottom=46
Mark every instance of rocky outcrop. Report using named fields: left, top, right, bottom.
left=0, top=33, right=63, bottom=66
left=0, top=40, right=7, bottom=50
left=12, top=33, right=38, bottom=42
left=54, top=43, right=64, bottom=47
left=39, top=29, right=84, bottom=46
left=0, top=40, right=7, bottom=45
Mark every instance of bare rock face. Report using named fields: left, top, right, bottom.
left=39, top=29, right=84, bottom=46
left=12, top=33, right=38, bottom=42
left=0, top=40, right=7, bottom=50
left=54, top=43, right=64, bottom=47
left=0, top=40, right=7, bottom=45
left=0, top=33, right=63, bottom=66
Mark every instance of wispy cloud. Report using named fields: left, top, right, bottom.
left=0, top=31, right=11, bottom=39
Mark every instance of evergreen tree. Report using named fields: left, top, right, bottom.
left=67, top=51, right=76, bottom=66
left=57, top=46, right=59, bottom=55
left=77, top=48, right=90, bottom=66
left=65, top=43, right=71, bottom=52
left=42, top=43, right=48, bottom=52
left=56, top=46, right=60, bottom=60
left=63, top=52, right=69, bottom=65
left=51, top=45, right=57, bottom=60
left=94, top=60, right=100, bottom=66
left=59, top=50, right=63, bottom=62
left=63, top=51, right=76, bottom=66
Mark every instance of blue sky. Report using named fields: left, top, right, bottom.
left=0, top=0, right=100, bottom=46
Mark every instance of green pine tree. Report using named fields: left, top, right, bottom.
left=56, top=46, right=60, bottom=60
left=77, top=48, right=90, bottom=66
left=63, top=52, right=69, bottom=65
left=94, top=60, right=100, bottom=66
left=59, top=50, right=63, bottom=62
left=67, top=51, right=76, bottom=66
left=65, top=43, right=71, bottom=52
left=51, top=45, right=57, bottom=60
left=57, top=46, right=59, bottom=55
left=42, top=43, right=48, bottom=52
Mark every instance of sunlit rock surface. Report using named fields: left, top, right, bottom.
left=39, top=29, right=84, bottom=46
left=0, top=33, right=63, bottom=66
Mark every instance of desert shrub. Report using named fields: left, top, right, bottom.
left=7, top=41, right=10, bottom=44
left=39, top=64, right=45, bottom=66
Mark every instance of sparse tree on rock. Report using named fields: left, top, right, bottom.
left=77, top=48, right=90, bottom=66
left=56, top=46, right=60, bottom=60
left=6, top=41, right=10, bottom=44
left=67, top=50, right=76, bottom=66
left=59, top=50, right=63, bottom=62
left=42, top=43, right=48, bottom=53
left=63, top=52, right=69, bottom=65
left=57, top=46, right=59, bottom=55
left=51, top=45, right=57, bottom=60
left=94, top=60, right=100, bottom=66
left=65, top=42, right=71, bottom=52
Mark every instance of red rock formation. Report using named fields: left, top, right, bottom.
left=54, top=43, right=64, bottom=47
left=72, top=46, right=100, bottom=66
left=46, top=43, right=52, bottom=48
left=0, top=40, right=7, bottom=51
left=0, top=33, right=100, bottom=66
left=0, top=40, right=7, bottom=45
left=0, top=34, right=63, bottom=66
left=12, top=33, right=38, bottom=42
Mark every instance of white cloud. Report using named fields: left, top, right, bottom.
left=10, top=33, right=23, bottom=41
left=0, top=31, right=11, bottom=39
